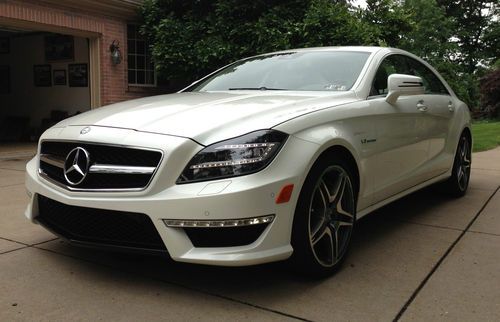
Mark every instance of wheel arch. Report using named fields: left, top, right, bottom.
left=299, top=138, right=362, bottom=204
left=316, top=145, right=360, bottom=198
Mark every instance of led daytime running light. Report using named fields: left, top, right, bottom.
left=190, top=156, right=264, bottom=169
left=215, top=143, right=276, bottom=150
left=163, top=215, right=275, bottom=228
left=189, top=142, right=278, bottom=170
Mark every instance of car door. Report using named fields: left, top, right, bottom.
left=367, top=55, right=432, bottom=204
left=404, top=57, right=455, bottom=177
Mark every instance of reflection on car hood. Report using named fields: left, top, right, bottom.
left=56, top=91, right=359, bottom=145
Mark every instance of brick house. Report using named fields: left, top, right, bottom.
left=0, top=0, right=162, bottom=142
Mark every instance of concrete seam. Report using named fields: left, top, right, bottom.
left=387, top=219, right=464, bottom=233
left=0, top=246, right=29, bottom=255
left=393, top=185, right=500, bottom=321
left=31, top=246, right=313, bottom=322
left=0, top=167, right=26, bottom=172
left=0, top=236, right=59, bottom=247
left=467, top=230, right=500, bottom=237
left=468, top=187, right=500, bottom=192
left=0, top=183, right=25, bottom=188
left=0, top=236, right=29, bottom=246
left=30, top=237, right=60, bottom=246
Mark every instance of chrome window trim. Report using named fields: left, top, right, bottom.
left=38, top=139, right=164, bottom=192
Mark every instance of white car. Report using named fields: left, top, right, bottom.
left=25, top=47, right=472, bottom=275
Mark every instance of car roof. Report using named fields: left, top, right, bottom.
left=264, top=46, right=387, bottom=55
left=246, top=46, right=407, bottom=61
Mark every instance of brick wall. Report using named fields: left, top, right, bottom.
left=0, top=0, right=162, bottom=107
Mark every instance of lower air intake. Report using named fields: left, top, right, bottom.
left=37, top=195, right=166, bottom=251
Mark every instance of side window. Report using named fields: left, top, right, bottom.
left=371, top=55, right=409, bottom=96
left=405, top=58, right=449, bottom=95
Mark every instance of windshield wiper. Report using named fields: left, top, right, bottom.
left=227, top=87, right=286, bottom=91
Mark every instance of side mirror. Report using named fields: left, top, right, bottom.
left=385, top=74, right=424, bottom=104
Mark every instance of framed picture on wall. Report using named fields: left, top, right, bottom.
left=0, top=66, right=10, bottom=94
left=68, top=63, right=88, bottom=87
left=34, top=64, right=52, bottom=87
left=0, top=38, right=9, bottom=54
left=45, top=34, right=74, bottom=62
left=53, top=69, right=67, bottom=85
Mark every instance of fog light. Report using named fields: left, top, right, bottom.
left=163, top=215, right=275, bottom=228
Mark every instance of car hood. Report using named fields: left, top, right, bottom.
left=57, top=91, right=358, bottom=145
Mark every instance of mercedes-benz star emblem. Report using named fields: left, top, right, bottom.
left=80, top=127, right=91, bottom=135
left=64, top=147, right=90, bottom=186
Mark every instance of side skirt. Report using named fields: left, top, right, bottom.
left=357, top=171, right=451, bottom=219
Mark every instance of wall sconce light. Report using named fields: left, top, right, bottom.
left=109, top=40, right=122, bottom=65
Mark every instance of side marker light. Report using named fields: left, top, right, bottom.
left=276, top=184, right=294, bottom=204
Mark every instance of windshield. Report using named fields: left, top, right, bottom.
left=191, top=51, right=370, bottom=92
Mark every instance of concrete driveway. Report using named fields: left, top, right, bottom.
left=1, top=147, right=499, bottom=321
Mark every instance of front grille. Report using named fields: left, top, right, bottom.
left=37, top=195, right=166, bottom=251
left=39, top=141, right=162, bottom=190
left=184, top=225, right=269, bottom=247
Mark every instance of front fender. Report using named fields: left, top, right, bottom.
left=280, top=117, right=376, bottom=211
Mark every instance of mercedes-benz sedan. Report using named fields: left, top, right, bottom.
left=25, top=47, right=472, bottom=275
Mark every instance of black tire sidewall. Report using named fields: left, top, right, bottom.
left=446, top=133, right=471, bottom=197
left=290, top=153, right=357, bottom=276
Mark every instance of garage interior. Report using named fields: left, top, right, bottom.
left=0, top=26, right=91, bottom=144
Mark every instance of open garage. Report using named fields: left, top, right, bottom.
left=0, top=28, right=91, bottom=142
left=0, top=0, right=161, bottom=147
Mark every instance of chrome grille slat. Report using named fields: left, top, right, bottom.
left=40, top=154, right=64, bottom=168
left=88, top=164, right=156, bottom=175
left=38, top=141, right=163, bottom=191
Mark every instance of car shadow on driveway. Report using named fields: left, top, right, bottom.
left=35, top=186, right=481, bottom=321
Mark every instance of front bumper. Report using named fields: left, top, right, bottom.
left=25, top=125, right=319, bottom=266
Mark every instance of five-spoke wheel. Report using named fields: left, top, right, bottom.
left=456, top=136, right=471, bottom=191
left=291, top=154, right=357, bottom=276
left=444, top=132, right=471, bottom=197
left=308, top=166, right=355, bottom=267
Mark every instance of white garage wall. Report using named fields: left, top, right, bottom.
left=0, top=33, right=90, bottom=129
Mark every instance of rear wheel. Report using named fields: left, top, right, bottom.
left=291, top=155, right=356, bottom=276
left=444, top=133, right=471, bottom=197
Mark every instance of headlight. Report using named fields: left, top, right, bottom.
left=177, top=130, right=288, bottom=183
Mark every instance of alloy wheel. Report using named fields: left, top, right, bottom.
left=457, top=137, right=471, bottom=191
left=308, top=166, right=355, bottom=267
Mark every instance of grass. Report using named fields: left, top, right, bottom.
left=471, top=120, right=500, bottom=152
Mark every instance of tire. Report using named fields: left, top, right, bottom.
left=290, top=154, right=357, bottom=277
left=444, top=132, right=472, bottom=197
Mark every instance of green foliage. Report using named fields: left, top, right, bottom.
left=141, top=0, right=499, bottom=114
left=437, top=0, right=499, bottom=72
left=299, top=0, right=373, bottom=47
left=431, top=0, right=499, bottom=111
left=141, top=0, right=372, bottom=84
left=362, top=0, right=413, bottom=47
left=399, top=0, right=455, bottom=62
left=480, top=68, right=500, bottom=118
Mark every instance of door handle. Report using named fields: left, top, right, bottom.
left=448, top=101, right=454, bottom=112
left=417, top=101, right=428, bottom=112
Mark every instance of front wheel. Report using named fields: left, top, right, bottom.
left=290, top=156, right=356, bottom=276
